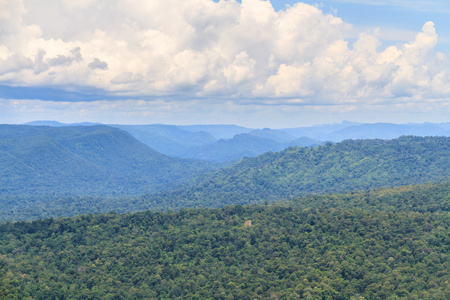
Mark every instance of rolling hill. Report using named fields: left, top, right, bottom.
left=0, top=125, right=216, bottom=197
left=3, top=135, right=450, bottom=221
left=111, top=124, right=217, bottom=157
left=25, top=121, right=450, bottom=162
left=141, top=136, right=450, bottom=210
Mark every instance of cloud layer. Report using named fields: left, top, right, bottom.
left=0, top=0, right=449, bottom=106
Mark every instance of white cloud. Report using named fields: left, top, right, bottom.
left=324, top=0, right=450, bottom=13
left=0, top=0, right=449, bottom=106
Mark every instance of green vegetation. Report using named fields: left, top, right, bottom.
left=2, top=135, right=450, bottom=222
left=142, top=135, right=450, bottom=209
left=0, top=125, right=216, bottom=197
left=0, top=183, right=449, bottom=299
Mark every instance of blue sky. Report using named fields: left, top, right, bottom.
left=1, top=0, right=449, bottom=127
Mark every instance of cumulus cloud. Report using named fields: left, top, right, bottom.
left=88, top=58, right=108, bottom=70
left=0, top=0, right=448, bottom=105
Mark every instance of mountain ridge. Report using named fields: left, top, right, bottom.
left=0, top=124, right=216, bottom=197
left=23, top=120, right=450, bottom=162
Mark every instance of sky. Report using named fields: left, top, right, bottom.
left=1, top=0, right=450, bottom=128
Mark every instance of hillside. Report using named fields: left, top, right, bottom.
left=142, top=136, right=450, bottom=210
left=25, top=121, right=450, bottom=162
left=0, top=125, right=215, bottom=197
left=111, top=124, right=217, bottom=157
left=1, top=183, right=449, bottom=299
left=3, top=135, right=450, bottom=221
left=181, top=133, right=286, bottom=162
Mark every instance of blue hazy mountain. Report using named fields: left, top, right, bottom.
left=111, top=124, right=216, bottom=157
left=247, top=128, right=297, bottom=143
left=323, top=122, right=449, bottom=141
left=181, top=132, right=322, bottom=162
left=23, top=121, right=450, bottom=162
left=178, top=124, right=253, bottom=139
left=181, top=133, right=285, bottom=162
left=280, top=121, right=362, bottom=139
left=25, top=120, right=102, bottom=126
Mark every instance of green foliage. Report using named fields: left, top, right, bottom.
left=142, top=136, right=450, bottom=211
left=0, top=125, right=216, bottom=198
left=0, top=183, right=449, bottom=299
left=2, top=135, right=450, bottom=221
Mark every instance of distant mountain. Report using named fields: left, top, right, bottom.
left=280, top=121, right=362, bottom=139
left=114, top=125, right=320, bottom=162
left=285, top=136, right=322, bottom=147
left=23, top=121, right=450, bottom=162
left=281, top=121, right=450, bottom=141
left=436, top=122, right=450, bottom=130
left=181, top=133, right=285, bottom=162
left=181, top=133, right=321, bottom=162
left=178, top=124, right=253, bottom=139
left=111, top=124, right=216, bottom=157
left=0, top=125, right=216, bottom=197
left=324, top=122, right=449, bottom=141
left=248, top=128, right=297, bottom=143
left=25, top=120, right=101, bottom=126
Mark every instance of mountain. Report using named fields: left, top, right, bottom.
left=5, top=135, right=449, bottom=221
left=1, top=183, right=449, bottom=299
left=23, top=121, right=450, bottom=162
left=281, top=121, right=450, bottom=141
left=24, top=120, right=101, bottom=126
left=178, top=124, right=253, bottom=139
left=280, top=121, right=361, bottom=139
left=181, top=133, right=285, bottom=162
left=285, top=136, right=322, bottom=147
left=111, top=124, right=216, bottom=157
left=181, top=133, right=321, bottom=162
left=324, top=122, right=449, bottom=141
left=0, top=125, right=216, bottom=197
left=248, top=128, right=297, bottom=143
left=141, top=136, right=450, bottom=210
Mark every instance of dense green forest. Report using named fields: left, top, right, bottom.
left=2, top=135, right=450, bottom=221
left=0, top=125, right=216, bottom=197
left=148, top=136, right=450, bottom=208
left=0, top=183, right=449, bottom=299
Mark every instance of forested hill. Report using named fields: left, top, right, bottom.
left=0, top=125, right=215, bottom=197
left=0, top=183, right=449, bottom=299
left=2, top=135, right=450, bottom=221
left=141, top=136, right=450, bottom=210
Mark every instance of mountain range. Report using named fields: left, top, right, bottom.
left=24, top=120, right=450, bottom=162
left=2, top=132, right=450, bottom=221
left=3, top=121, right=449, bottom=299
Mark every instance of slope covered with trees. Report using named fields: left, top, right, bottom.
left=142, top=136, right=450, bottom=210
left=0, top=183, right=449, bottom=299
left=2, top=135, right=450, bottom=221
left=0, top=125, right=216, bottom=197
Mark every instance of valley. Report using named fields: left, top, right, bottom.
left=1, top=122, right=449, bottom=299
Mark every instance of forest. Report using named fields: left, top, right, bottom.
left=2, top=135, right=450, bottom=222
left=0, top=183, right=449, bottom=299
left=1, top=127, right=450, bottom=299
